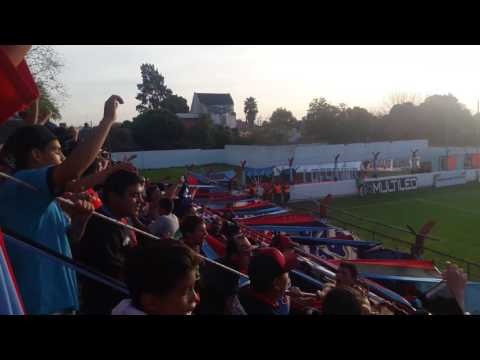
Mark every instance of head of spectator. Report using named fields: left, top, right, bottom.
left=8, top=125, right=64, bottom=170
left=322, top=287, right=363, bottom=315
left=226, top=234, right=253, bottom=273
left=181, top=204, right=197, bottom=219
left=336, top=262, right=359, bottom=288
left=222, top=220, right=241, bottom=239
left=180, top=215, right=208, bottom=253
left=248, top=247, right=295, bottom=300
left=146, top=184, right=161, bottom=204
left=209, top=215, right=223, bottom=237
left=102, top=170, right=143, bottom=219
left=114, top=243, right=200, bottom=315
left=158, top=198, right=174, bottom=216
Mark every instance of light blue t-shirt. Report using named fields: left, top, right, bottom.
left=0, top=166, right=79, bottom=314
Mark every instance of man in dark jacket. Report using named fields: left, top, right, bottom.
left=78, top=170, right=143, bottom=314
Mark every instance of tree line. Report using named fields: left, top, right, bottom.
left=37, top=51, right=478, bottom=151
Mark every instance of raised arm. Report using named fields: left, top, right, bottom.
left=65, top=161, right=137, bottom=193
left=52, top=95, right=123, bottom=190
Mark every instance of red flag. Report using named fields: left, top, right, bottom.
left=0, top=48, right=39, bottom=124
left=187, top=175, right=199, bottom=185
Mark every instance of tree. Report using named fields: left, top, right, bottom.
left=26, top=45, right=66, bottom=119
left=26, top=45, right=66, bottom=100
left=105, top=125, right=138, bottom=152
left=244, top=97, right=258, bottom=128
left=417, top=94, right=473, bottom=146
left=37, top=83, right=61, bottom=120
left=160, top=94, right=189, bottom=114
left=269, top=108, right=297, bottom=128
left=131, top=110, right=185, bottom=150
left=338, top=106, right=378, bottom=143
left=211, top=125, right=233, bottom=148
left=183, top=115, right=214, bottom=148
left=301, top=98, right=341, bottom=143
left=382, top=92, right=422, bottom=113
left=136, top=64, right=173, bottom=113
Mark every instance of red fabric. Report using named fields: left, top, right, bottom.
left=206, top=234, right=226, bottom=257
left=86, top=188, right=103, bottom=209
left=240, top=213, right=316, bottom=225
left=258, top=247, right=286, bottom=268
left=328, top=259, right=435, bottom=270
left=0, top=228, right=26, bottom=312
left=219, top=200, right=273, bottom=212
left=272, top=234, right=298, bottom=250
left=250, top=289, right=280, bottom=308
left=472, top=154, right=480, bottom=169
left=187, top=175, right=199, bottom=185
left=0, top=49, right=39, bottom=124
left=447, top=155, right=457, bottom=171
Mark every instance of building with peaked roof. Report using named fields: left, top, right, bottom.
left=190, top=93, right=237, bottom=128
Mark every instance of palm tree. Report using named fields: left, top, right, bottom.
left=244, top=97, right=258, bottom=128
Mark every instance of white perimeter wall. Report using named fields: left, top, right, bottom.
left=112, top=139, right=429, bottom=170
left=111, top=149, right=226, bottom=169
left=290, top=169, right=479, bottom=201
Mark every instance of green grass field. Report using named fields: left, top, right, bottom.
left=140, top=163, right=238, bottom=183
left=290, top=183, right=480, bottom=277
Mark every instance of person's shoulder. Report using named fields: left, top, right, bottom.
left=14, top=166, right=50, bottom=178
left=84, top=212, right=116, bottom=236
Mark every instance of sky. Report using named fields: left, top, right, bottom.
left=54, top=45, right=480, bottom=126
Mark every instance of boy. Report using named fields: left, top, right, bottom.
left=0, top=95, right=123, bottom=314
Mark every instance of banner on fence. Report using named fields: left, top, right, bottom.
left=365, top=176, right=417, bottom=194
left=434, top=171, right=467, bottom=188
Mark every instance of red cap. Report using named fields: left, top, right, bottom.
left=249, top=247, right=297, bottom=283
left=271, top=234, right=299, bottom=251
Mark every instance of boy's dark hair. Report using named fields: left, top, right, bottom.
left=102, top=170, right=142, bottom=202
left=222, top=221, right=240, bottom=238
left=7, top=125, right=58, bottom=170
left=226, top=234, right=244, bottom=258
left=158, top=198, right=174, bottom=214
left=339, top=262, right=358, bottom=280
left=322, top=287, right=363, bottom=315
left=125, top=242, right=199, bottom=306
left=180, top=215, right=204, bottom=237
left=145, top=185, right=158, bottom=202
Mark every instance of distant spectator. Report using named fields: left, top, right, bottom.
left=180, top=215, right=208, bottom=254
left=239, top=247, right=296, bottom=315
left=196, top=234, right=253, bottom=315
left=322, top=287, right=363, bottom=315
left=336, top=262, right=359, bottom=288
left=149, top=198, right=180, bottom=239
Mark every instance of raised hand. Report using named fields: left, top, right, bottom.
left=442, top=261, right=468, bottom=312
left=102, top=95, right=124, bottom=123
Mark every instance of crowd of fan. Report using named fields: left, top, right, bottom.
left=0, top=45, right=470, bottom=315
